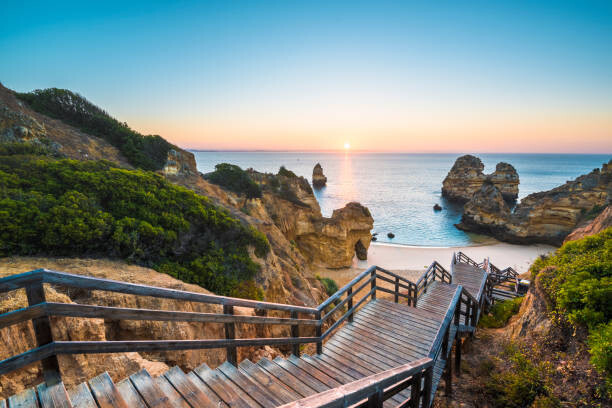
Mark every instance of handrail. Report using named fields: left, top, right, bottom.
left=278, top=358, right=434, bottom=408
left=453, top=251, right=480, bottom=268
left=0, top=264, right=422, bottom=379
left=413, top=260, right=452, bottom=302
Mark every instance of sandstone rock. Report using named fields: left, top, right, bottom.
left=162, top=148, right=197, bottom=176
left=312, top=163, right=327, bottom=188
left=441, top=155, right=519, bottom=203
left=457, top=161, right=611, bottom=245
left=564, top=205, right=611, bottom=243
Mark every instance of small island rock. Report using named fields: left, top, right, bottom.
left=433, top=203, right=442, bottom=211
left=387, top=232, right=395, bottom=238
left=312, top=163, right=327, bottom=188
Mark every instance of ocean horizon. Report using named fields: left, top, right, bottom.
left=192, top=151, right=610, bottom=247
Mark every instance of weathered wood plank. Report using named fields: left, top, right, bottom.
left=115, top=379, right=147, bottom=408
left=67, top=383, right=97, bottom=408
left=154, top=376, right=190, bottom=408
left=237, top=359, right=301, bottom=402
left=185, top=372, right=229, bottom=408
left=7, top=387, right=39, bottom=408
left=272, top=357, right=330, bottom=393
left=286, top=355, right=343, bottom=387
left=129, top=370, right=173, bottom=408
left=88, top=372, right=128, bottom=408
left=163, top=366, right=216, bottom=408
left=216, top=362, right=285, bottom=407
left=194, top=363, right=261, bottom=408
left=37, top=382, right=73, bottom=408
left=257, top=358, right=317, bottom=398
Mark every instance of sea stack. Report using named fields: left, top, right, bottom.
left=441, top=155, right=519, bottom=203
left=312, top=163, right=327, bottom=188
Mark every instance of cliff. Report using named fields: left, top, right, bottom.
left=563, top=205, right=611, bottom=243
left=441, top=154, right=519, bottom=203
left=457, top=160, right=611, bottom=245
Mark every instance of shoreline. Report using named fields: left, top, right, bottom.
left=370, top=240, right=504, bottom=250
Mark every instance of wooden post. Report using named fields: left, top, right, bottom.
left=445, top=358, right=452, bottom=396
left=455, top=336, right=462, bottom=377
left=394, top=277, right=399, bottom=303
left=410, top=371, right=422, bottom=408
left=422, top=366, right=433, bottom=408
left=367, top=388, right=383, bottom=408
left=370, top=269, right=376, bottom=300
left=471, top=302, right=478, bottom=327
left=315, top=311, right=322, bottom=354
left=291, top=311, right=300, bottom=356
left=464, top=300, right=471, bottom=326
left=26, top=281, right=61, bottom=385
left=223, top=305, right=237, bottom=366
left=347, top=287, right=353, bottom=323
left=454, top=301, right=460, bottom=325
left=442, top=328, right=449, bottom=357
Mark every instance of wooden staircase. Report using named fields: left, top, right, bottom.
left=0, top=252, right=514, bottom=407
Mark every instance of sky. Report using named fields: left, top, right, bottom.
left=1, top=1, right=611, bottom=153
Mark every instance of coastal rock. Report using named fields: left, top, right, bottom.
left=441, top=155, right=519, bottom=203
left=457, top=161, right=611, bottom=245
left=312, top=163, right=327, bottom=188
left=564, top=205, right=611, bottom=243
left=433, top=203, right=442, bottom=211
left=162, top=148, right=197, bottom=176
left=387, top=232, right=395, bottom=238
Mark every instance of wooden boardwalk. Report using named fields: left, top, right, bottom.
left=1, top=253, right=501, bottom=408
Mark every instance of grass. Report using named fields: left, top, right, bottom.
left=479, top=297, right=524, bottom=328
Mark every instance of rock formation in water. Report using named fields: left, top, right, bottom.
left=457, top=161, right=611, bottom=245
left=312, top=163, right=327, bottom=188
left=442, top=155, right=519, bottom=203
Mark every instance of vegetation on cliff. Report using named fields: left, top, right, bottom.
left=15, top=88, right=173, bottom=171
left=0, top=149, right=270, bottom=297
left=204, top=163, right=263, bottom=199
left=530, top=228, right=612, bottom=388
left=479, top=297, right=524, bottom=328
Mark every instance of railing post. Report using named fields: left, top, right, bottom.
left=471, top=302, right=478, bottom=327
left=223, top=305, right=237, bottom=366
left=26, top=280, right=61, bottom=386
left=315, top=311, right=322, bottom=354
left=367, top=387, right=383, bottom=408
left=442, top=327, right=449, bottom=357
left=464, top=300, right=471, bottom=326
left=394, top=277, right=399, bottom=303
left=455, top=336, right=462, bottom=377
left=347, top=287, right=353, bottom=323
left=422, top=365, right=433, bottom=408
left=371, top=269, right=377, bottom=300
left=444, top=358, right=452, bottom=396
left=291, top=311, right=300, bottom=356
left=454, top=301, right=460, bottom=325
left=410, top=371, right=422, bottom=408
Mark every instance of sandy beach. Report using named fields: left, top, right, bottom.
left=317, top=241, right=556, bottom=290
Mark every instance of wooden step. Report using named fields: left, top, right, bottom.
left=163, top=366, right=217, bottom=407
left=194, top=363, right=261, bottom=408
left=88, top=372, right=128, bottom=408
left=237, top=359, right=302, bottom=402
left=7, top=387, right=38, bottom=408
left=115, top=378, right=147, bottom=408
left=129, top=369, right=174, bottom=408
left=36, top=381, right=73, bottom=408
left=216, top=362, right=286, bottom=407
left=68, top=383, right=97, bottom=408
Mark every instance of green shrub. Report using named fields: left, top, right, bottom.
left=486, top=343, right=555, bottom=407
left=278, top=166, right=297, bottom=178
left=204, top=163, right=262, bottom=199
left=16, top=88, right=172, bottom=170
left=480, top=297, right=524, bottom=328
left=530, top=228, right=612, bottom=385
left=0, top=153, right=270, bottom=297
left=316, top=275, right=339, bottom=297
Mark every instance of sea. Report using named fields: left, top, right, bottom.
left=192, top=152, right=610, bottom=247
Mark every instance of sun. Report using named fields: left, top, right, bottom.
left=344, top=142, right=351, bottom=150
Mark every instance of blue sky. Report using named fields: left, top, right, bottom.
left=1, top=1, right=611, bottom=152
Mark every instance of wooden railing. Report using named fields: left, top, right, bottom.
left=0, top=265, right=421, bottom=383
left=280, top=358, right=434, bottom=408
left=453, top=251, right=480, bottom=268
left=414, top=261, right=452, bottom=302
left=483, top=257, right=521, bottom=300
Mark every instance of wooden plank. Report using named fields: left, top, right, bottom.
left=7, top=388, right=39, bottom=408
left=216, top=362, right=285, bottom=407
left=324, top=343, right=389, bottom=372
left=256, top=358, right=317, bottom=398
left=237, top=359, right=301, bottom=402
left=163, top=366, right=216, bottom=408
left=272, top=357, right=330, bottom=393
left=330, top=331, right=411, bottom=366
left=356, top=306, right=441, bottom=337
left=334, top=325, right=423, bottom=361
left=67, top=383, right=97, bottom=408
left=128, top=370, right=172, bottom=408
left=352, top=313, right=437, bottom=348
left=154, top=376, right=190, bottom=408
left=367, top=300, right=443, bottom=327
left=194, top=363, right=261, bottom=408
left=115, top=379, right=147, bottom=408
left=314, top=353, right=372, bottom=379
left=298, top=354, right=358, bottom=384
left=286, top=355, right=343, bottom=387
left=0, top=399, right=6, bottom=408
left=88, top=372, right=128, bottom=408
left=37, top=382, right=73, bottom=408
left=185, top=372, right=229, bottom=408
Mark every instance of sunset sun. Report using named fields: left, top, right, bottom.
left=344, top=142, right=351, bottom=150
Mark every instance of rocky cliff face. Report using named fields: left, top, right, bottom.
left=564, top=205, right=611, bottom=243
left=312, top=163, right=327, bottom=188
left=457, top=161, right=611, bottom=245
left=442, top=155, right=519, bottom=203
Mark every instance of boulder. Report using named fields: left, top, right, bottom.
left=457, top=161, right=611, bottom=245
left=387, top=232, right=395, bottom=238
left=433, top=203, right=442, bottom=211
left=312, top=163, right=327, bottom=188
left=441, top=155, right=519, bottom=203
